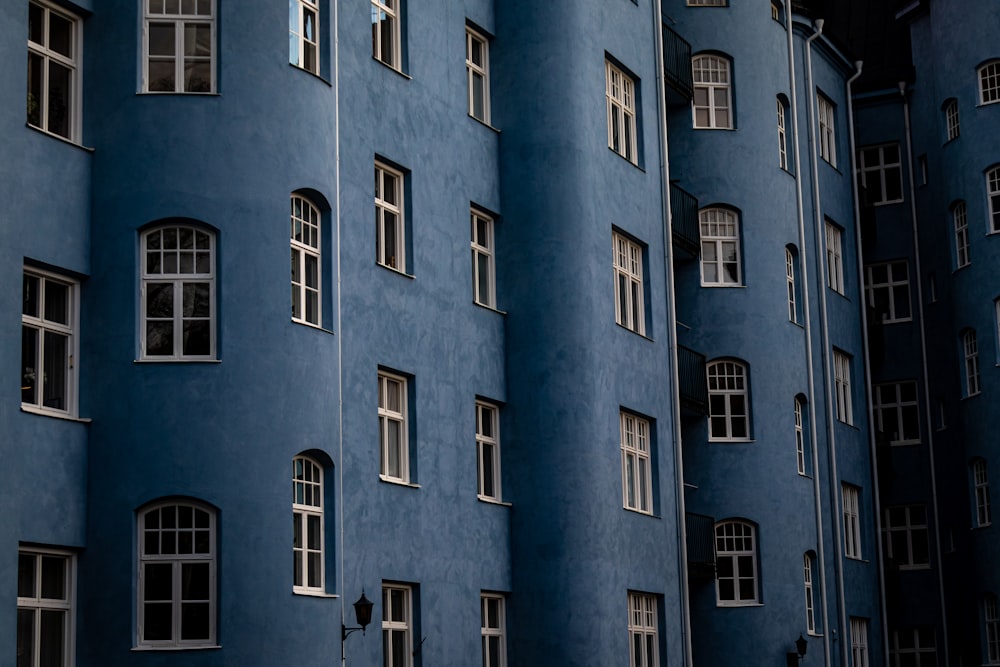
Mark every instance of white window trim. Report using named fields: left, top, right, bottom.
left=293, top=455, right=325, bottom=594
left=613, top=231, right=645, bottom=334
left=378, top=371, right=409, bottom=483
left=777, top=98, right=788, bottom=170
left=980, top=61, right=1000, bottom=106
left=786, top=247, right=797, bottom=323
left=371, top=0, right=401, bottom=70
left=291, top=194, right=322, bottom=327
left=986, top=595, right=1000, bottom=664
left=606, top=60, right=638, bottom=163
left=826, top=222, right=845, bottom=295
left=466, top=26, right=490, bottom=124
left=715, top=520, right=758, bottom=606
left=891, top=627, right=936, bottom=667
left=476, top=401, right=502, bottom=502
left=851, top=618, right=870, bottom=667
left=289, top=0, right=320, bottom=74
left=620, top=411, right=653, bottom=514
left=628, top=592, right=659, bottom=667
left=27, top=0, right=82, bottom=142
left=375, top=161, right=406, bottom=272
left=142, top=0, right=216, bottom=93
left=794, top=398, right=806, bottom=475
left=964, top=330, right=981, bottom=397
left=883, top=505, right=929, bottom=569
left=382, top=583, right=413, bottom=667
left=987, top=166, right=1000, bottom=234
left=471, top=209, right=496, bottom=308
left=707, top=360, right=750, bottom=442
left=481, top=593, right=507, bottom=667
left=692, top=54, right=732, bottom=130
left=872, top=381, right=920, bottom=445
left=699, top=208, right=741, bottom=286
left=817, top=93, right=837, bottom=167
left=954, top=202, right=970, bottom=268
left=842, top=484, right=862, bottom=559
left=865, top=261, right=911, bottom=324
left=21, top=267, right=79, bottom=417
left=945, top=99, right=960, bottom=141
left=858, top=144, right=904, bottom=206
left=834, top=350, right=853, bottom=425
left=804, top=554, right=816, bottom=634
left=17, top=548, right=76, bottom=667
left=975, top=460, right=992, bottom=528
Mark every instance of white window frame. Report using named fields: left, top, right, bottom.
left=140, top=225, right=216, bottom=360
left=988, top=166, right=1000, bottom=233
left=842, top=484, right=862, bottom=559
left=786, top=247, right=797, bottom=323
left=777, top=97, right=788, bottom=170
left=471, top=209, right=496, bottom=308
left=891, top=627, right=936, bottom=667
left=606, top=60, right=638, bottom=163
left=954, top=202, right=970, bottom=268
left=715, top=520, right=758, bottom=605
left=371, top=0, right=401, bottom=70
left=142, top=0, right=215, bottom=93
left=687, top=0, right=727, bottom=5
left=834, top=350, right=853, bottom=425
left=872, top=382, right=920, bottom=445
left=699, top=208, right=741, bottom=286
left=851, top=618, right=870, bottom=667
left=613, top=231, right=645, bottom=334
left=21, top=268, right=78, bottom=417
left=476, top=401, right=502, bottom=502
left=291, top=194, right=322, bottom=326
left=621, top=411, right=653, bottom=514
left=382, top=583, right=413, bottom=667
left=293, top=455, right=325, bottom=593
left=707, top=360, right=749, bottom=441
left=883, top=505, right=929, bottom=569
left=466, top=26, right=490, bottom=124
left=137, top=501, right=216, bottom=648
left=17, top=549, right=75, bottom=667
left=945, top=99, right=960, bottom=141
left=865, top=261, right=911, bottom=323
left=378, top=371, right=409, bottom=483
left=986, top=594, right=1000, bottom=664
left=481, top=593, right=507, bottom=667
left=375, top=162, right=405, bottom=272
left=27, top=0, right=81, bottom=141
left=803, top=553, right=816, bottom=634
left=980, top=61, right=1000, bottom=106
left=817, top=92, right=837, bottom=166
left=826, top=221, right=844, bottom=294
left=692, top=54, right=732, bottom=129
left=964, top=329, right=981, bottom=397
left=975, top=459, right=992, bottom=528
left=858, top=144, right=904, bottom=206
left=794, top=398, right=806, bottom=475
left=289, top=0, right=320, bottom=74
left=628, top=592, right=658, bottom=667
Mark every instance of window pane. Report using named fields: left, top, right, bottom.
left=27, top=53, right=43, bottom=128
left=149, top=23, right=176, bottom=56
left=21, top=326, right=38, bottom=405
left=42, top=331, right=67, bottom=410
left=182, top=563, right=210, bottom=600
left=39, top=610, right=65, bottom=667
left=183, top=282, right=210, bottom=317
left=48, top=12, right=73, bottom=57
left=46, top=61, right=71, bottom=138
left=39, top=556, right=66, bottom=600
left=184, top=61, right=211, bottom=92
left=18, top=554, right=35, bottom=598
left=181, top=602, right=210, bottom=640
left=16, top=609, right=34, bottom=667
left=182, top=320, right=210, bottom=355
left=146, top=322, right=174, bottom=356
left=145, top=563, right=172, bottom=601
left=43, top=280, right=69, bottom=324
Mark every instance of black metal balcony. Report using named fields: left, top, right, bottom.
left=670, top=182, right=699, bottom=259
left=677, top=345, right=707, bottom=418
left=662, top=24, right=692, bottom=107
left=686, top=512, right=716, bottom=578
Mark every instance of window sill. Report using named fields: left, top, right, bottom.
left=692, top=126, right=736, bottom=131
left=615, top=322, right=653, bottom=341
left=377, top=263, right=414, bottom=279
left=379, top=476, right=421, bottom=489
left=134, top=358, right=222, bottom=363
left=132, top=645, right=221, bottom=651
left=373, top=57, right=411, bottom=79
left=871, top=199, right=904, bottom=207
left=474, top=302, right=506, bottom=315
left=137, top=91, right=221, bottom=96
left=20, top=405, right=91, bottom=423
left=973, top=523, right=992, bottom=530
left=607, top=146, right=644, bottom=171
left=478, top=496, right=511, bottom=507
left=288, top=63, right=332, bottom=86
left=717, top=602, right=764, bottom=608
left=709, top=438, right=755, bottom=444
left=897, top=564, right=932, bottom=571
left=962, top=392, right=982, bottom=401
left=291, top=319, right=336, bottom=335
left=293, top=590, right=340, bottom=598
left=624, top=507, right=660, bottom=519
left=25, top=124, right=94, bottom=152
left=469, top=115, right=500, bottom=133
left=700, top=283, right=746, bottom=288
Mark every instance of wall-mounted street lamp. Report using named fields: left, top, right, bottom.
left=786, top=634, right=808, bottom=667
left=342, top=590, right=375, bottom=642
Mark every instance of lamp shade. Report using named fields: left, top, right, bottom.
left=353, top=591, right=374, bottom=630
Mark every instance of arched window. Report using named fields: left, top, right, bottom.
left=699, top=207, right=741, bottom=286
left=138, top=500, right=216, bottom=647
left=715, top=520, right=758, bottom=605
left=943, top=98, right=960, bottom=141
left=777, top=96, right=790, bottom=170
left=291, top=194, right=322, bottom=326
left=974, top=459, right=992, bottom=528
left=987, top=166, right=1000, bottom=233
left=786, top=245, right=801, bottom=323
left=692, top=54, right=732, bottom=129
left=953, top=201, right=970, bottom=268
left=293, top=455, right=325, bottom=592
left=794, top=395, right=807, bottom=475
left=803, top=552, right=818, bottom=633
left=979, top=60, right=1000, bottom=105
left=985, top=593, right=1000, bottom=663
left=707, top=360, right=749, bottom=441
left=963, top=329, right=981, bottom=397
left=141, top=224, right=216, bottom=360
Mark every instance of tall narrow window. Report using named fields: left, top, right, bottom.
left=613, top=231, right=645, bottom=334
left=851, top=618, right=870, bottom=667
left=858, top=144, right=904, bottom=205
left=289, top=0, right=319, bottom=74
left=699, top=208, right=741, bottom=286
left=692, top=54, right=732, bottom=129
left=945, top=99, right=960, bottom=141
left=786, top=247, right=798, bottom=322
left=986, top=594, right=1000, bottom=664
left=794, top=397, right=806, bottom=475
left=865, top=261, right=911, bottom=323
left=476, top=401, right=501, bottom=501
left=980, top=61, right=1000, bottom=105
left=826, top=221, right=844, bottom=294
left=621, top=411, right=652, bottom=514
left=817, top=92, right=836, bottom=166
left=291, top=194, right=321, bottom=326
left=606, top=60, right=638, bottom=163
left=382, top=583, right=413, bottom=667
left=293, top=456, right=324, bottom=593
left=471, top=210, right=496, bottom=308
left=883, top=505, right=930, bottom=568
left=141, top=225, right=216, bottom=360
left=715, top=520, right=758, bottom=605
left=628, top=592, right=658, bottom=667
left=975, top=459, right=992, bottom=527
left=777, top=97, right=789, bottom=170
left=375, top=162, right=405, bottom=271
left=803, top=553, right=816, bottom=633
left=144, top=0, right=214, bottom=92
left=964, top=329, right=981, bottom=397
left=138, top=501, right=216, bottom=647
left=842, top=484, right=862, bottom=559
left=987, top=166, right=1000, bottom=233
left=872, top=382, right=920, bottom=445
left=481, top=594, right=506, bottom=667
left=466, top=27, right=490, bottom=123
left=954, top=202, right=970, bottom=268
left=27, top=1, right=80, bottom=140
left=834, top=350, right=853, bottom=425
left=707, top=360, right=749, bottom=441
left=378, top=371, right=409, bottom=483
left=17, top=550, right=73, bottom=667
left=371, top=0, right=400, bottom=70
left=21, top=269, right=77, bottom=416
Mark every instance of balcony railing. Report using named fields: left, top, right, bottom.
left=662, top=24, right=693, bottom=105
left=670, top=183, right=699, bottom=259
left=686, top=512, right=716, bottom=578
left=677, top=345, right=707, bottom=417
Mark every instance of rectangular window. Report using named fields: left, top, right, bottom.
left=700, top=208, right=742, bottom=286
left=974, top=460, right=992, bottom=527
left=621, top=411, right=652, bottom=514
left=786, top=248, right=798, bottom=322
left=382, top=583, right=413, bottom=667
left=289, top=0, right=319, bottom=73
left=873, top=382, right=920, bottom=445
left=613, top=232, right=645, bottom=334
left=471, top=209, right=496, bottom=308
left=945, top=100, right=960, bottom=141
left=954, top=202, right=970, bottom=268
left=884, top=505, right=930, bottom=568
left=851, top=618, right=870, bottom=667
left=834, top=350, right=853, bottom=425
left=858, top=144, right=904, bottom=205
left=777, top=98, right=788, bottom=170
left=964, top=330, right=981, bottom=397
left=378, top=372, right=409, bottom=483
left=606, top=60, right=638, bottom=163
left=826, top=221, right=844, bottom=294
left=803, top=554, right=816, bottom=633
left=27, top=0, right=81, bottom=141
left=628, top=592, right=658, bottom=667
left=21, top=269, right=78, bottom=416
left=476, top=401, right=501, bottom=501
left=372, top=0, right=401, bottom=70
left=17, top=549, right=74, bottom=667
left=144, top=0, right=215, bottom=92
left=794, top=398, right=806, bottom=475
left=986, top=596, right=1000, bottom=663
left=481, top=593, right=506, bottom=667
left=891, top=627, right=936, bottom=667
left=988, top=167, right=1000, bottom=233
left=375, top=162, right=406, bottom=272
left=466, top=26, right=490, bottom=123
left=842, top=483, right=862, bottom=559
left=818, top=93, right=837, bottom=166
left=865, top=261, right=911, bottom=323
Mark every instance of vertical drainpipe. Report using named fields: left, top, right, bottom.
left=652, top=5, right=693, bottom=667
left=898, top=81, right=950, bottom=667
left=790, top=16, right=833, bottom=667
